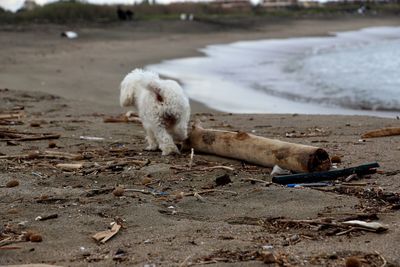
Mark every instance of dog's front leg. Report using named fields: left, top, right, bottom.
left=153, top=126, right=179, bottom=156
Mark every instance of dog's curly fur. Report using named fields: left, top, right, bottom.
left=120, top=69, right=190, bottom=155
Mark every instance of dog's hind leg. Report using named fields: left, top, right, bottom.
left=153, top=126, right=179, bottom=156
left=143, top=126, right=159, bottom=151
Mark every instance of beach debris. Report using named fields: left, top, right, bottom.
left=56, top=163, right=84, bottom=171
left=330, top=155, right=342, bottom=164
left=112, top=187, right=125, bottom=197
left=361, top=127, right=400, bottom=139
left=112, top=187, right=168, bottom=197
left=186, top=122, right=331, bottom=173
left=103, top=113, right=141, bottom=123
left=0, top=179, right=20, bottom=188
left=171, top=164, right=235, bottom=173
left=188, top=148, right=194, bottom=169
left=0, top=111, right=24, bottom=125
left=79, top=136, right=105, bottom=141
left=242, top=178, right=272, bottom=186
left=0, top=150, right=82, bottom=161
left=61, top=31, right=78, bottom=39
left=341, top=220, right=388, bottom=232
left=260, top=217, right=388, bottom=236
left=113, top=248, right=128, bottom=261
left=0, top=128, right=60, bottom=141
left=345, top=256, right=362, bottom=267
left=82, top=159, right=149, bottom=175
left=92, top=221, right=122, bottom=244
left=28, top=233, right=43, bottom=242
left=285, top=127, right=330, bottom=138
left=271, top=165, right=291, bottom=177
left=35, top=214, right=58, bottom=221
left=184, top=189, right=238, bottom=197
left=272, top=162, right=379, bottom=185
left=286, top=182, right=332, bottom=188
left=215, top=173, right=232, bottom=186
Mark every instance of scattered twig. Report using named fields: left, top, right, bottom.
left=0, top=112, right=24, bottom=120
left=189, top=148, right=194, bottom=170
left=179, top=255, right=193, bottom=267
left=82, top=159, right=149, bottom=175
left=36, top=214, right=59, bottom=221
left=171, top=165, right=235, bottom=173
left=243, top=178, right=273, bottom=186
left=374, top=250, right=387, bottom=267
left=56, top=163, right=84, bottom=170
left=184, top=189, right=238, bottom=196
left=103, top=113, right=141, bottom=123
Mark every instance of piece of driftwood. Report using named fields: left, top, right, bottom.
left=186, top=124, right=331, bottom=173
left=361, top=127, right=400, bottom=138
left=92, top=223, right=121, bottom=244
left=0, top=112, right=24, bottom=120
left=0, top=150, right=82, bottom=161
left=56, top=163, right=84, bottom=170
left=5, top=264, right=63, bottom=267
left=103, top=113, right=141, bottom=123
left=342, top=220, right=388, bottom=232
left=0, top=128, right=60, bottom=141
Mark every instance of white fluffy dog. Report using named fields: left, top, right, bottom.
left=120, top=69, right=190, bottom=155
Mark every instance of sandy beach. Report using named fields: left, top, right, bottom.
left=1, top=16, right=400, bottom=266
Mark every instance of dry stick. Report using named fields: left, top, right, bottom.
left=179, top=255, right=193, bottom=267
left=2, top=134, right=60, bottom=141
left=0, top=246, right=21, bottom=250
left=374, top=250, right=387, bottom=267
left=189, top=148, right=194, bottom=170
left=362, top=127, right=400, bottom=139
left=0, top=113, right=23, bottom=120
left=123, top=188, right=162, bottom=197
left=82, top=159, right=149, bottom=175
left=184, top=189, right=238, bottom=196
left=200, top=166, right=235, bottom=171
left=171, top=165, right=235, bottom=173
left=243, top=177, right=273, bottom=186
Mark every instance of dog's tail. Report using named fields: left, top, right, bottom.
left=120, top=69, right=159, bottom=107
left=120, top=78, right=135, bottom=107
left=145, top=81, right=165, bottom=103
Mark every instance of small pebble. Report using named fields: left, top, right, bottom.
left=6, top=180, right=19, bottom=188
left=141, top=177, right=152, bottom=185
left=30, top=122, right=41, bottom=127
left=174, top=192, right=184, bottom=200
left=345, top=256, right=361, bottom=267
left=48, top=141, right=57, bottom=148
left=30, top=234, right=43, bottom=242
left=331, top=155, right=342, bottom=164
left=260, top=252, right=276, bottom=264
left=112, top=187, right=125, bottom=197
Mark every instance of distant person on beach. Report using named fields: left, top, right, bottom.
left=126, top=10, right=134, bottom=20
left=117, top=6, right=135, bottom=21
left=117, top=6, right=127, bottom=21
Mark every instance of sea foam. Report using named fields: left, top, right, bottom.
left=147, top=26, right=400, bottom=117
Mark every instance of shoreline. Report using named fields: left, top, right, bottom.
left=147, top=24, right=400, bottom=118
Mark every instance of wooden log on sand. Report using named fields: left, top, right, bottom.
left=186, top=124, right=331, bottom=173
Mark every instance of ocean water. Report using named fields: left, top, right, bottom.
left=147, top=26, right=400, bottom=117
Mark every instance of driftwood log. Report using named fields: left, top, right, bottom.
left=186, top=124, right=331, bottom=173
